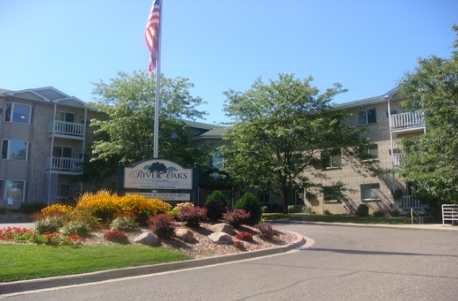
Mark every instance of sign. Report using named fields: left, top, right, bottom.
left=127, top=192, right=190, bottom=201
left=123, top=159, right=193, bottom=190
left=7, top=198, right=13, bottom=205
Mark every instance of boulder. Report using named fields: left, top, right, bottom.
left=208, top=232, right=232, bottom=244
left=175, top=228, right=194, bottom=242
left=212, top=223, right=236, bottom=235
left=133, top=232, right=158, bottom=246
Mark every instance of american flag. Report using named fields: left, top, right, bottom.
left=145, top=0, right=161, bottom=75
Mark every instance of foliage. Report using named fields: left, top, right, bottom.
left=61, top=221, right=90, bottom=237
left=235, top=232, right=253, bottom=241
left=234, top=193, right=262, bottom=225
left=233, top=240, right=244, bottom=248
left=222, top=74, right=366, bottom=214
left=255, top=222, right=277, bottom=239
left=356, top=204, right=369, bottom=217
left=373, top=210, right=385, bottom=218
left=223, top=209, right=251, bottom=228
left=205, top=201, right=228, bottom=221
left=78, top=71, right=210, bottom=184
left=41, top=204, right=73, bottom=217
left=302, top=206, right=316, bottom=214
left=148, top=214, right=176, bottom=238
left=177, top=206, right=207, bottom=228
left=166, top=207, right=179, bottom=220
left=75, top=190, right=118, bottom=223
left=288, top=206, right=302, bottom=213
left=323, top=209, right=332, bottom=216
left=33, top=216, right=65, bottom=234
left=110, top=216, right=140, bottom=232
left=398, top=25, right=458, bottom=206
left=103, top=230, right=129, bottom=244
left=0, top=227, right=83, bottom=245
left=205, top=190, right=229, bottom=207
left=261, top=206, right=269, bottom=213
left=117, top=194, right=171, bottom=225
left=390, top=210, right=400, bottom=217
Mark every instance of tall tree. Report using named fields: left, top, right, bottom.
left=399, top=25, right=458, bottom=206
left=77, top=71, right=210, bottom=184
left=222, top=74, right=365, bottom=213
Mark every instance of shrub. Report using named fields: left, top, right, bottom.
left=235, top=232, right=253, bottom=241
left=117, top=195, right=172, bottom=225
left=75, top=190, right=118, bottom=223
left=166, top=207, right=179, bottom=220
left=390, top=210, right=400, bottom=217
left=69, top=210, right=100, bottom=232
left=356, top=204, right=369, bottom=217
left=255, top=222, right=277, bottom=239
left=61, top=220, right=90, bottom=237
left=373, top=210, right=385, bottom=217
left=205, top=201, right=227, bottom=221
left=234, top=192, right=262, bottom=225
left=103, top=230, right=129, bottom=244
left=41, top=204, right=73, bottom=217
left=205, top=190, right=229, bottom=207
left=33, top=216, right=65, bottom=234
left=223, top=209, right=251, bottom=228
left=233, top=241, right=244, bottom=248
left=288, top=205, right=302, bottom=213
left=110, top=216, right=140, bottom=232
left=148, top=214, right=176, bottom=238
left=323, top=209, right=332, bottom=216
left=177, top=206, right=207, bottom=227
left=261, top=206, right=269, bottom=213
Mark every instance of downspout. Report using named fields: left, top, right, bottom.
left=80, top=108, right=87, bottom=196
left=47, top=102, right=57, bottom=206
left=385, top=95, right=397, bottom=210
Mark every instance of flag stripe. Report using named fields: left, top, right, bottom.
left=145, top=0, right=161, bottom=74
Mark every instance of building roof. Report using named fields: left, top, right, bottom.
left=0, top=87, right=86, bottom=108
left=335, top=87, right=399, bottom=109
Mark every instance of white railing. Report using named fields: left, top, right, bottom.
left=442, top=204, right=458, bottom=225
left=392, top=153, right=405, bottom=167
left=45, top=157, right=82, bottom=172
left=398, top=195, right=423, bottom=210
left=48, top=120, right=84, bottom=137
left=390, top=111, right=424, bottom=130
left=411, top=208, right=424, bottom=224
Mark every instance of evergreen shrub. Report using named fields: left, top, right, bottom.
left=234, top=192, right=262, bottom=225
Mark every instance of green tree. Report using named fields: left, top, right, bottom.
left=398, top=25, right=458, bottom=206
left=222, top=74, right=365, bottom=214
left=78, top=71, right=210, bottom=184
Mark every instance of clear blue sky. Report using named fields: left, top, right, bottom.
left=1, top=0, right=457, bottom=124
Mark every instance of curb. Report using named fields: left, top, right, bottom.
left=0, top=230, right=307, bottom=295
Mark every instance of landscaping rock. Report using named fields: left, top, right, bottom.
left=175, top=228, right=194, bottom=242
left=212, top=223, right=236, bottom=235
left=208, top=232, right=232, bottom=244
left=133, top=232, right=158, bottom=246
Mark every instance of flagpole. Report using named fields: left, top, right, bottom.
left=153, top=0, right=162, bottom=159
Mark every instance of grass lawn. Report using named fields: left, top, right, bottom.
left=0, top=244, right=190, bottom=283
left=264, top=213, right=408, bottom=225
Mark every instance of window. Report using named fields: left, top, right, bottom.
left=56, top=111, right=75, bottom=123
left=361, top=183, right=380, bottom=200
left=323, top=186, right=341, bottom=202
left=53, top=146, right=72, bottom=158
left=1, top=140, right=29, bottom=160
left=360, top=143, right=378, bottom=160
left=358, top=108, right=376, bottom=125
left=59, top=184, right=71, bottom=197
left=259, top=191, right=269, bottom=203
left=321, top=149, right=341, bottom=169
left=6, top=180, right=25, bottom=202
left=5, top=103, right=31, bottom=124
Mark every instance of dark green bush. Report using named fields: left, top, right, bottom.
left=356, top=204, right=369, bottom=217
left=323, top=210, right=332, bottom=216
left=373, top=210, right=385, bottom=217
left=205, top=190, right=229, bottom=207
left=234, top=192, right=262, bottom=225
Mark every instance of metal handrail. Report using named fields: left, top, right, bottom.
left=411, top=208, right=423, bottom=224
left=442, top=204, right=458, bottom=225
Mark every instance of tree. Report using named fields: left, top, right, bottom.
left=222, top=74, right=365, bottom=214
left=77, top=71, right=210, bottom=184
left=398, top=25, right=458, bottom=206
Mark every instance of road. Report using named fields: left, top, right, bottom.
left=2, top=223, right=458, bottom=300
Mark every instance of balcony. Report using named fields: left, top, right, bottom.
left=48, top=121, right=84, bottom=139
left=392, top=153, right=405, bottom=167
left=397, top=195, right=424, bottom=211
left=390, top=111, right=424, bottom=131
left=45, top=157, right=82, bottom=173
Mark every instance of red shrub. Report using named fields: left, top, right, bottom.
left=255, top=222, right=277, bottom=239
left=177, top=206, right=207, bottom=227
left=233, top=241, right=244, bottom=248
left=103, top=230, right=129, bottom=244
left=148, top=214, right=176, bottom=238
left=223, top=209, right=251, bottom=228
left=235, top=231, right=253, bottom=241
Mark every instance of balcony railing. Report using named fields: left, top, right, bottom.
left=397, top=195, right=423, bottom=210
left=48, top=121, right=84, bottom=137
left=45, top=157, right=82, bottom=173
left=392, top=153, right=405, bottom=167
left=390, top=111, right=424, bottom=130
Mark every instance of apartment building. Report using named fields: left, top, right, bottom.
left=303, top=88, right=426, bottom=214
left=0, top=87, right=102, bottom=208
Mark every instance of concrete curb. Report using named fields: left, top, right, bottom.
left=0, top=230, right=307, bottom=294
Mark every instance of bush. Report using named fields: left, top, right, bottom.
left=255, top=222, right=277, bottom=239
left=177, top=206, right=207, bottom=227
left=234, top=193, right=262, bottom=225
left=205, top=190, right=229, bottom=207
left=33, top=216, right=65, bottom=234
left=148, top=214, right=176, bottom=238
left=323, top=209, right=332, bottom=216
left=288, top=206, right=302, bottom=213
left=110, top=216, right=140, bottom=232
left=373, top=210, right=385, bottom=217
left=223, top=209, right=251, bottom=228
left=261, top=206, right=269, bottom=213
left=166, top=207, right=179, bottom=220
left=61, top=220, right=90, bottom=237
left=356, top=204, right=369, bottom=217
left=235, top=232, right=253, bottom=241
left=41, top=204, right=73, bottom=217
left=75, top=190, right=118, bottom=223
left=233, top=240, right=244, bottom=248
left=103, top=230, right=129, bottom=244
left=117, top=195, right=172, bottom=225
left=205, top=201, right=228, bottom=221
left=390, top=210, right=400, bottom=217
